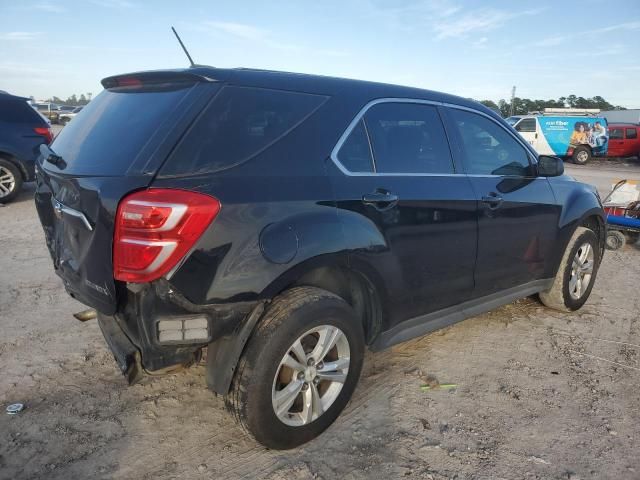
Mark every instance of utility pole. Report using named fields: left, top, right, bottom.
left=509, top=86, right=516, bottom=117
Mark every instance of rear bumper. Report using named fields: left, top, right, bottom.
left=97, top=313, right=144, bottom=384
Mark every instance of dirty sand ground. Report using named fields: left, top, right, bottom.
left=1, top=161, right=639, bottom=480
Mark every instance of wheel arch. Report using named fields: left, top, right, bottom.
left=0, top=150, right=29, bottom=181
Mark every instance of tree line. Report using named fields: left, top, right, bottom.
left=42, top=94, right=92, bottom=106
left=478, top=95, right=627, bottom=118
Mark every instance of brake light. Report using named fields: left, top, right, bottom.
left=114, top=189, right=221, bottom=283
left=34, top=126, right=53, bottom=144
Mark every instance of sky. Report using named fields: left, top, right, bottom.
left=1, top=0, right=639, bottom=107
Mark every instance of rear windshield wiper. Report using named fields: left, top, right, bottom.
left=40, top=144, right=67, bottom=169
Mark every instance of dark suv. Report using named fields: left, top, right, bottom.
left=35, top=68, right=605, bottom=449
left=0, top=92, right=53, bottom=203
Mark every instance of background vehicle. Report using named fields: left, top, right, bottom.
left=31, top=102, right=61, bottom=124
left=58, top=106, right=83, bottom=125
left=607, top=123, right=640, bottom=158
left=35, top=67, right=605, bottom=449
left=508, top=110, right=608, bottom=165
left=0, top=92, right=53, bottom=203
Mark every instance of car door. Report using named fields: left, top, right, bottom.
left=608, top=127, right=624, bottom=157
left=443, top=106, right=560, bottom=299
left=328, top=100, right=478, bottom=329
left=624, top=127, right=639, bottom=156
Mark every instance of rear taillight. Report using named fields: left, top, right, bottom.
left=114, top=189, right=221, bottom=283
left=34, top=126, right=53, bottom=144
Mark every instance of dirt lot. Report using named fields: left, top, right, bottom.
left=1, top=161, right=639, bottom=480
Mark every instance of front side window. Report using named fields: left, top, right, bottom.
left=609, top=128, right=623, bottom=140
left=515, top=118, right=536, bottom=133
left=363, top=102, right=454, bottom=174
left=449, top=108, right=533, bottom=176
left=625, top=128, right=638, bottom=139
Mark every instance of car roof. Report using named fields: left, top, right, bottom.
left=102, top=66, right=501, bottom=120
left=0, top=91, right=30, bottom=102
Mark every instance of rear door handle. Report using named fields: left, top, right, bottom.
left=362, top=190, right=399, bottom=211
left=481, top=194, right=503, bottom=209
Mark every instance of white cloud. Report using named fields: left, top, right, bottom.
left=472, top=36, right=488, bottom=49
left=89, top=0, right=135, bottom=8
left=433, top=8, right=544, bottom=40
left=533, top=21, right=640, bottom=48
left=0, top=31, right=43, bottom=41
left=204, top=21, right=267, bottom=41
left=201, top=21, right=303, bottom=53
left=32, top=1, right=65, bottom=12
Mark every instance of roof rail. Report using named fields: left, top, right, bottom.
left=541, top=107, right=601, bottom=116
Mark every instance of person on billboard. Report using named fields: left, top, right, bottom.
left=569, top=122, right=589, bottom=146
left=592, top=121, right=606, bottom=147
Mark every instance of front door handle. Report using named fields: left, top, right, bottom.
left=481, top=194, right=503, bottom=209
left=362, top=190, right=399, bottom=211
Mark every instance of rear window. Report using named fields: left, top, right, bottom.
left=49, top=85, right=194, bottom=176
left=0, top=96, right=46, bottom=124
left=160, top=86, right=327, bottom=175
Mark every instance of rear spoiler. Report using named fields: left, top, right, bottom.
left=101, top=70, right=218, bottom=89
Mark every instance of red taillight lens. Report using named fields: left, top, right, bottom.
left=114, top=189, right=221, bottom=283
left=34, top=126, right=53, bottom=144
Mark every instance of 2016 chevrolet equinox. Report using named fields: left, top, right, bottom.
left=35, top=67, right=605, bottom=449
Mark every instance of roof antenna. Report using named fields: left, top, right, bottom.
left=171, top=26, right=195, bottom=67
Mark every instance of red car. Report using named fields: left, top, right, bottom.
left=607, top=124, right=640, bottom=158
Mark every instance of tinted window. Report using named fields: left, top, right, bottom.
left=610, top=128, right=623, bottom=140
left=449, top=108, right=532, bottom=176
left=337, top=119, right=374, bottom=172
left=49, top=85, right=193, bottom=175
left=515, top=118, right=536, bottom=132
left=364, top=103, right=453, bottom=174
left=625, top=128, right=637, bottom=139
left=162, top=86, right=327, bottom=175
left=0, top=97, right=46, bottom=124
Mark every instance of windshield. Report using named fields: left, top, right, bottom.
left=505, top=116, right=521, bottom=126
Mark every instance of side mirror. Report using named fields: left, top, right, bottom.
left=537, top=155, right=564, bottom=177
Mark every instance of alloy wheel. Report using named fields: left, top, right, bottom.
left=272, top=325, right=350, bottom=427
left=576, top=151, right=588, bottom=163
left=0, top=166, right=16, bottom=199
left=569, top=242, right=594, bottom=300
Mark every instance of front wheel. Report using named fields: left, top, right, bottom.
left=572, top=146, right=591, bottom=165
left=225, top=286, right=364, bottom=449
left=539, top=227, right=600, bottom=311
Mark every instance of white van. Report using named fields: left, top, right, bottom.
left=507, top=110, right=609, bottom=165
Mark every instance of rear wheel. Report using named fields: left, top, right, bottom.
left=0, top=159, right=22, bottom=204
left=572, top=146, right=591, bottom=165
left=605, top=230, right=626, bottom=250
left=226, top=286, right=364, bottom=449
left=539, top=227, right=600, bottom=311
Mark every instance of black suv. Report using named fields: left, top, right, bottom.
left=0, top=92, right=53, bottom=203
left=35, top=68, right=605, bottom=449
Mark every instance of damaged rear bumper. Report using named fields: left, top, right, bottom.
left=97, top=313, right=144, bottom=384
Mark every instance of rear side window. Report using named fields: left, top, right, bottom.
left=50, top=85, right=194, bottom=176
left=610, top=128, right=623, bottom=140
left=0, top=96, right=45, bottom=124
left=363, top=102, right=454, bottom=174
left=515, top=118, right=536, bottom=133
left=449, top=108, right=532, bottom=176
left=626, top=128, right=637, bottom=139
left=336, top=119, right=374, bottom=172
left=161, top=86, right=327, bottom=175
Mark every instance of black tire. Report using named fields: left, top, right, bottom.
left=0, top=158, right=23, bottom=204
left=225, top=286, right=364, bottom=450
left=572, top=146, right=591, bottom=165
left=605, top=230, right=626, bottom=250
left=539, top=227, right=600, bottom=312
